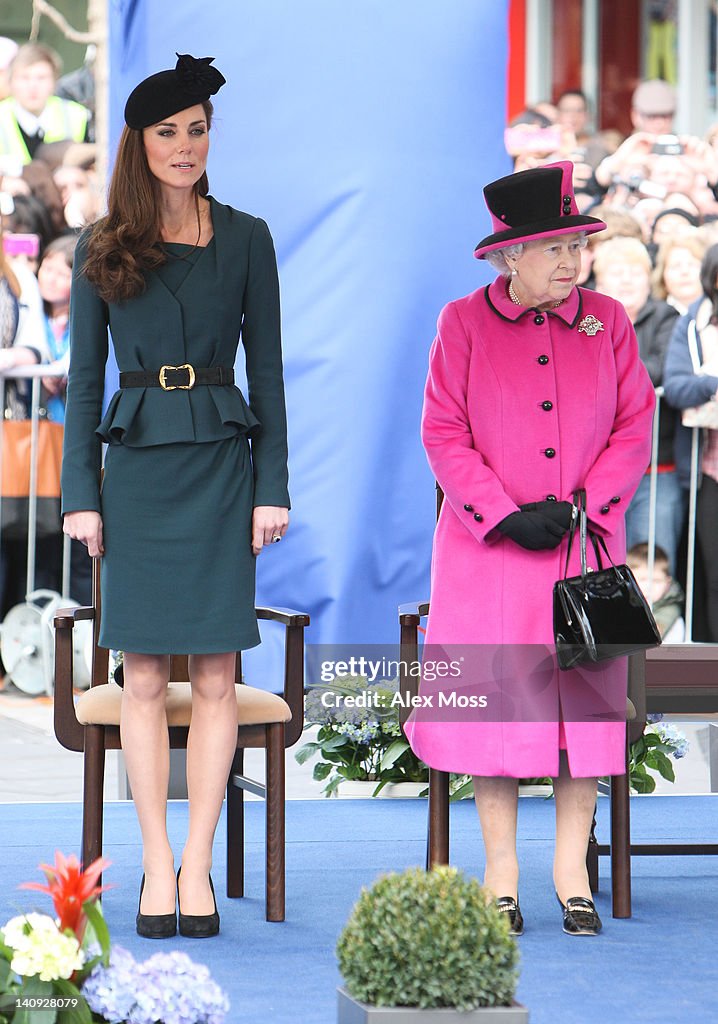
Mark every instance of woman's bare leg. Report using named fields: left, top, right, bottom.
left=178, top=651, right=237, bottom=915
left=121, top=652, right=174, bottom=915
left=473, top=776, right=520, bottom=899
left=553, top=751, right=597, bottom=903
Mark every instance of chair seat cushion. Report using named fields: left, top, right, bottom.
left=75, top=681, right=292, bottom=727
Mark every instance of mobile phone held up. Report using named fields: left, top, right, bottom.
left=651, top=134, right=684, bottom=156
left=3, top=233, right=41, bottom=259
left=504, top=125, right=563, bottom=157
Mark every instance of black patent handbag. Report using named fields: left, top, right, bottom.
left=553, top=489, right=662, bottom=671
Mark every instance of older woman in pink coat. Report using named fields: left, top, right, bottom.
left=406, top=162, right=655, bottom=937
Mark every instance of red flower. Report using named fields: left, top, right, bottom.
left=21, top=851, right=111, bottom=942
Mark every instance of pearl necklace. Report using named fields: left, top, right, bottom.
left=508, top=278, right=564, bottom=309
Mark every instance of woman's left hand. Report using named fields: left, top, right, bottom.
left=252, top=506, right=289, bottom=555
left=42, top=375, right=67, bottom=396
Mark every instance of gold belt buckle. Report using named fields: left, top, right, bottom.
left=158, top=363, right=196, bottom=391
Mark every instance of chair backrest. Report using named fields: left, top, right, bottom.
left=89, top=558, right=108, bottom=687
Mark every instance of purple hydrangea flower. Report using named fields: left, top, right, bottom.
left=82, top=947, right=229, bottom=1024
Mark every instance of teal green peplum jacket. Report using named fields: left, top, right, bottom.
left=61, top=196, right=290, bottom=516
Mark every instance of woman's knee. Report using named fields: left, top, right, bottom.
left=123, top=653, right=170, bottom=701
left=189, top=652, right=236, bottom=701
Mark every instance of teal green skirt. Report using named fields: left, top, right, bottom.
left=99, top=436, right=260, bottom=654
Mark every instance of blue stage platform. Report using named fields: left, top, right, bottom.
left=1, top=796, right=716, bottom=1023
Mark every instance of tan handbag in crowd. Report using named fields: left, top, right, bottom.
left=0, top=419, right=64, bottom=538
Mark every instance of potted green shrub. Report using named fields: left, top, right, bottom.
left=336, top=866, right=528, bottom=1022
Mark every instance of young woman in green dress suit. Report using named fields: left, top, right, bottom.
left=62, top=55, right=290, bottom=938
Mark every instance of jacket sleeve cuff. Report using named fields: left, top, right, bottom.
left=587, top=492, right=626, bottom=537
left=252, top=487, right=291, bottom=509
left=451, top=493, right=519, bottom=545
left=62, top=495, right=101, bottom=516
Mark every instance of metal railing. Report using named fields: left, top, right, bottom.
left=622, top=386, right=701, bottom=640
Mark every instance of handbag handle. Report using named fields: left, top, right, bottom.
left=562, top=488, right=617, bottom=580
left=563, top=488, right=587, bottom=579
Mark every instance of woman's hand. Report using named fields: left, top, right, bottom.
left=496, top=510, right=566, bottom=550
left=252, top=506, right=289, bottom=555
left=519, top=500, right=575, bottom=531
left=63, top=510, right=104, bottom=557
left=42, top=375, right=67, bottom=396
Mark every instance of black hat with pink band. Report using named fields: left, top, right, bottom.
left=473, top=160, right=606, bottom=260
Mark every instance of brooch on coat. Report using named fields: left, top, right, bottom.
left=577, top=314, right=604, bottom=336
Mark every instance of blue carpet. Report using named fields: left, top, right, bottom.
left=1, top=796, right=717, bottom=1024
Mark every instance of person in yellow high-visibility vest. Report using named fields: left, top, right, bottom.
left=0, top=42, right=89, bottom=169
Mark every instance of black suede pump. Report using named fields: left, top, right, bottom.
left=177, top=868, right=220, bottom=938
left=136, top=875, right=177, bottom=939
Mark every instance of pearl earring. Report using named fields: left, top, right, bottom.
left=511, top=267, right=517, bottom=276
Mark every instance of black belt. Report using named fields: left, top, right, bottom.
left=119, top=364, right=234, bottom=391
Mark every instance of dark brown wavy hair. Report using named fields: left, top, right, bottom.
left=82, top=100, right=213, bottom=304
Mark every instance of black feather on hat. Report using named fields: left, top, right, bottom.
left=124, top=53, right=226, bottom=130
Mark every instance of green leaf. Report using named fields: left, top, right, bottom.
left=19, top=978, right=53, bottom=997
left=629, top=768, right=655, bottom=794
left=323, top=775, right=344, bottom=797
left=14, top=977, right=56, bottom=1024
left=450, top=779, right=475, bottom=802
left=54, top=979, right=92, bottom=1024
left=321, top=749, right=350, bottom=765
left=294, top=741, right=321, bottom=765
left=83, top=902, right=111, bottom=963
left=317, top=733, right=352, bottom=752
left=312, top=761, right=333, bottom=781
left=650, top=750, right=675, bottom=782
left=630, top=736, right=647, bottom=759
left=0, top=958, right=14, bottom=991
left=379, top=738, right=410, bottom=771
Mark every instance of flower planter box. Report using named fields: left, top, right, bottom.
left=336, top=781, right=427, bottom=799
left=337, top=988, right=529, bottom=1023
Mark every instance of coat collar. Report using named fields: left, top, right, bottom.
left=150, top=194, right=227, bottom=303
left=485, top=275, right=583, bottom=328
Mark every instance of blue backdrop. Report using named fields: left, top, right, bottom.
left=108, top=1, right=510, bottom=674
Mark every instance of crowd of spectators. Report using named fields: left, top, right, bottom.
left=0, top=38, right=98, bottom=628
left=508, top=77, right=718, bottom=640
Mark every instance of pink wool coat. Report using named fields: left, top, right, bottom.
left=405, top=277, right=655, bottom=778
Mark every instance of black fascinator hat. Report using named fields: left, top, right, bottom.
left=124, top=53, right=226, bottom=130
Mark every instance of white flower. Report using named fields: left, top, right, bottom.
left=2, top=913, right=57, bottom=947
left=2, top=912, right=85, bottom=982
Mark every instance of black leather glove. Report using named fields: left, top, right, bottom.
left=519, top=500, right=574, bottom=532
left=496, top=510, right=566, bottom=550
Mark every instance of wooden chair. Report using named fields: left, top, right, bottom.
left=398, top=603, right=644, bottom=918
left=53, top=561, right=309, bottom=922
left=398, top=485, right=644, bottom=918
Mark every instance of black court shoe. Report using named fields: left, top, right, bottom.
left=495, top=896, right=524, bottom=936
left=136, top=875, right=177, bottom=939
left=556, top=893, right=602, bottom=935
left=177, top=868, right=220, bottom=938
